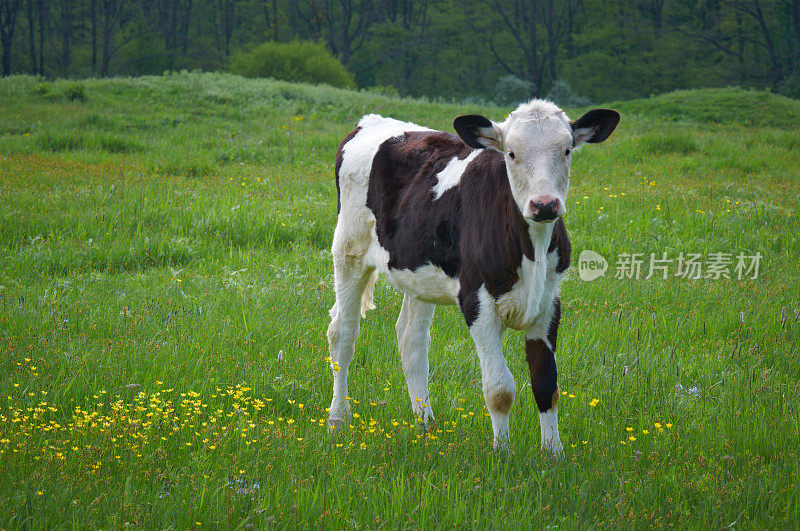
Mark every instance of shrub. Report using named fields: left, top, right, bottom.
left=31, top=83, right=50, bottom=96
left=493, top=75, right=535, bottom=106
left=230, top=40, right=355, bottom=89
left=63, top=83, right=87, bottom=102
left=547, top=78, right=590, bottom=108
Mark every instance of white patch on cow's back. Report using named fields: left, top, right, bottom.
left=432, top=150, right=480, bottom=200
left=334, top=115, right=433, bottom=269
left=340, top=114, right=432, bottom=189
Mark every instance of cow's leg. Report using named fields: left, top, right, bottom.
left=395, top=294, right=436, bottom=425
left=464, top=288, right=515, bottom=448
left=327, top=258, right=375, bottom=428
left=526, top=298, right=563, bottom=458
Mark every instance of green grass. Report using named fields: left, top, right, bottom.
left=0, top=72, right=799, bottom=527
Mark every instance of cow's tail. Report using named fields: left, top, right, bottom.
left=360, top=270, right=378, bottom=318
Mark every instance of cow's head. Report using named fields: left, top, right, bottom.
left=454, top=100, right=619, bottom=223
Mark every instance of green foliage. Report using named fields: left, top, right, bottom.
left=613, top=88, right=800, bottom=128
left=230, top=40, right=356, bottom=89
left=638, top=133, right=698, bottom=155
left=493, top=75, right=536, bottom=106
left=1, top=73, right=799, bottom=528
left=35, top=131, right=84, bottom=151
left=63, top=83, right=87, bottom=102
left=547, top=78, right=590, bottom=107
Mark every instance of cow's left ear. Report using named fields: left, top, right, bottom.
left=454, top=114, right=502, bottom=150
left=571, top=109, right=620, bottom=146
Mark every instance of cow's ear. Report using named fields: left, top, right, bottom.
left=454, top=114, right=502, bottom=150
left=571, top=109, right=620, bottom=146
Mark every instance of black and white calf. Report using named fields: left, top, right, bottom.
left=327, top=100, right=619, bottom=456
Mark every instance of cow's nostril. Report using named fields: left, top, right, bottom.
left=528, top=196, right=561, bottom=222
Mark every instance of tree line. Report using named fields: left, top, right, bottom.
left=1, top=0, right=799, bottom=103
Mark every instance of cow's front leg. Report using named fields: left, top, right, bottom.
left=465, top=289, right=515, bottom=448
left=526, top=298, right=563, bottom=458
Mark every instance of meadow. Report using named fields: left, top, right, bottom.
left=0, top=72, right=799, bottom=528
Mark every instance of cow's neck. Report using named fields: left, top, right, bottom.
left=526, top=220, right=555, bottom=264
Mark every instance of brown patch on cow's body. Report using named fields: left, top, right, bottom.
left=548, top=218, right=571, bottom=274
left=362, top=129, right=554, bottom=328
left=551, top=389, right=560, bottom=410
left=458, top=150, right=535, bottom=325
left=334, top=126, right=361, bottom=214
left=488, top=388, right=515, bottom=415
left=366, top=131, right=471, bottom=279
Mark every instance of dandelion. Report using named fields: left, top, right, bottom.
left=568, top=394, right=575, bottom=398
left=589, top=398, right=599, bottom=407
left=629, top=436, right=636, bottom=441
left=654, top=422, right=661, bottom=429
left=642, top=429, right=649, bottom=435
left=666, top=423, right=673, bottom=428
left=626, top=427, right=633, bottom=432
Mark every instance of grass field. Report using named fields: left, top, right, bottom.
left=1, top=72, right=799, bottom=528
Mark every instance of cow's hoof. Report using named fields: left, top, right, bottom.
left=415, top=416, right=435, bottom=433
left=327, top=417, right=348, bottom=432
left=541, top=441, right=564, bottom=459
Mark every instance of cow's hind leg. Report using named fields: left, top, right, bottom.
left=396, top=294, right=436, bottom=425
left=327, top=257, right=375, bottom=428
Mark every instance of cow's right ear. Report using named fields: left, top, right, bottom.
left=454, top=115, right=502, bottom=150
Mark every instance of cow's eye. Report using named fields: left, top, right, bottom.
left=507, top=151, right=515, bottom=160
left=564, top=148, right=572, bottom=157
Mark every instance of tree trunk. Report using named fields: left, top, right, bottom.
left=791, top=0, right=800, bottom=73
left=750, top=0, right=781, bottom=85
left=272, top=0, right=278, bottom=40
left=0, top=0, right=22, bottom=76
left=90, top=0, right=96, bottom=70
left=60, top=0, right=72, bottom=73
left=100, top=0, right=118, bottom=77
left=36, top=0, right=44, bottom=74
left=26, top=0, right=36, bottom=72
left=529, top=2, right=540, bottom=95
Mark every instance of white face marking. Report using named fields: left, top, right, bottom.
left=495, top=100, right=575, bottom=220
left=432, top=151, right=480, bottom=200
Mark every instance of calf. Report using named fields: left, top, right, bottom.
left=327, top=100, right=619, bottom=456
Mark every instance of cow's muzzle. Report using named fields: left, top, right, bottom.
left=527, top=196, right=565, bottom=222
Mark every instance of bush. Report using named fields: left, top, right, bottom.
left=547, top=78, right=590, bottom=108
left=230, top=40, right=355, bottom=89
left=64, top=83, right=87, bottom=102
left=493, top=75, right=535, bottom=106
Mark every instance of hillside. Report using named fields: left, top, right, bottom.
left=1, top=73, right=799, bottom=528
